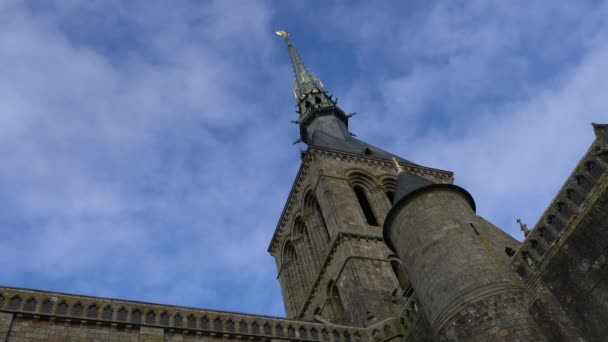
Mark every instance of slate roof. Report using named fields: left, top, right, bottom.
left=392, top=171, right=435, bottom=206
left=309, top=127, right=415, bottom=165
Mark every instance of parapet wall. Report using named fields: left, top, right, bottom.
left=0, top=286, right=410, bottom=341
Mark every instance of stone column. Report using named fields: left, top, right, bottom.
left=385, top=186, right=546, bottom=341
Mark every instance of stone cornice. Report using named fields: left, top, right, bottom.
left=511, top=123, right=608, bottom=282
left=0, top=285, right=409, bottom=342
left=0, top=285, right=365, bottom=341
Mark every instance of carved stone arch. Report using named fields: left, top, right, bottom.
left=300, top=184, right=316, bottom=213
left=586, top=159, right=605, bottom=179
left=326, top=280, right=335, bottom=297
left=291, top=214, right=318, bottom=287
left=145, top=310, right=156, bottom=324
left=263, top=321, right=272, bottom=335
left=213, top=316, right=222, bottom=331
left=326, top=280, right=346, bottom=323
left=117, top=307, right=128, bottom=321
left=86, top=303, right=99, bottom=319
left=226, top=318, right=235, bottom=332
left=131, top=308, right=142, bottom=323
left=380, top=175, right=397, bottom=204
left=200, top=315, right=209, bottom=329
left=239, top=319, right=248, bottom=333
left=292, top=214, right=306, bottom=238
left=71, top=302, right=83, bottom=317
left=303, top=189, right=331, bottom=253
left=173, top=313, right=183, bottom=327
left=251, top=320, right=260, bottom=334
left=281, top=238, right=297, bottom=265
left=388, top=254, right=409, bottom=291
left=159, top=311, right=170, bottom=326
left=56, top=301, right=69, bottom=315
left=41, top=298, right=54, bottom=314
left=8, top=295, right=22, bottom=310
left=281, top=239, right=306, bottom=314
left=347, top=171, right=381, bottom=226
left=23, top=297, right=37, bottom=312
left=346, top=169, right=379, bottom=189
left=102, top=305, right=113, bottom=320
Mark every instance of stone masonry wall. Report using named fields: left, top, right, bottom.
left=0, top=286, right=375, bottom=342
left=386, top=187, right=545, bottom=341
left=269, top=147, right=453, bottom=328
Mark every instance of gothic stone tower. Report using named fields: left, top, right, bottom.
left=268, top=32, right=548, bottom=340
left=267, top=31, right=431, bottom=327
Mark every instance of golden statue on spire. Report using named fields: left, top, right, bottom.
left=392, top=157, right=404, bottom=173
left=274, top=30, right=290, bottom=40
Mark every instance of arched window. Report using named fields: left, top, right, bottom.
left=303, top=191, right=331, bottom=254
left=72, top=303, right=83, bottom=317
left=131, top=309, right=142, bottom=324
left=354, top=186, right=378, bottom=226
left=174, top=313, right=183, bottom=327
left=389, top=257, right=408, bottom=290
left=293, top=216, right=317, bottom=287
left=160, top=312, right=170, bottom=326
left=8, top=296, right=22, bottom=310
left=56, top=301, right=68, bottom=315
left=24, top=297, right=37, bottom=312
left=145, top=311, right=156, bottom=324
left=102, top=305, right=113, bottom=320
left=382, top=177, right=397, bottom=204
left=87, top=304, right=98, bottom=319
left=387, top=191, right=395, bottom=203
left=117, top=307, right=127, bottom=321
left=41, top=299, right=53, bottom=314
left=327, top=281, right=345, bottom=322
left=282, top=240, right=306, bottom=314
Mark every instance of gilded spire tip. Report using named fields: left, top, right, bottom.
left=274, top=30, right=290, bottom=40
left=392, top=157, right=404, bottom=173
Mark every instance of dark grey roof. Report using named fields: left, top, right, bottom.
left=392, top=171, right=434, bottom=206
left=309, top=129, right=415, bottom=165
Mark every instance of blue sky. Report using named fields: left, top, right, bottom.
left=1, top=0, right=607, bottom=317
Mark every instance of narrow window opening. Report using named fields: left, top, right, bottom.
left=354, top=186, right=378, bottom=226
left=505, top=247, right=515, bottom=256
left=329, top=286, right=345, bottom=323
left=386, top=191, right=395, bottom=204
left=87, top=304, right=98, bottom=319
left=389, top=259, right=408, bottom=290
left=469, top=223, right=480, bottom=235
left=41, top=299, right=53, bottom=314
left=117, top=307, right=127, bottom=321
left=102, top=306, right=113, bottom=320
left=315, top=96, right=321, bottom=104
left=24, top=298, right=37, bottom=312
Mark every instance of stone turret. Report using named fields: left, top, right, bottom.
left=383, top=167, right=546, bottom=341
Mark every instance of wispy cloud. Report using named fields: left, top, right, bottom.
left=1, top=0, right=607, bottom=318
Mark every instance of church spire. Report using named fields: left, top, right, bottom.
left=274, top=30, right=326, bottom=100
left=275, top=30, right=349, bottom=144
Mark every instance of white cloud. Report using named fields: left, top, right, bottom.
left=1, top=0, right=607, bottom=319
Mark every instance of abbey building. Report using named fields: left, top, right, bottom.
left=1, top=33, right=608, bottom=341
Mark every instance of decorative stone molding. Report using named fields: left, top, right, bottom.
left=268, top=146, right=453, bottom=254
left=512, top=126, right=608, bottom=281
left=0, top=286, right=366, bottom=341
